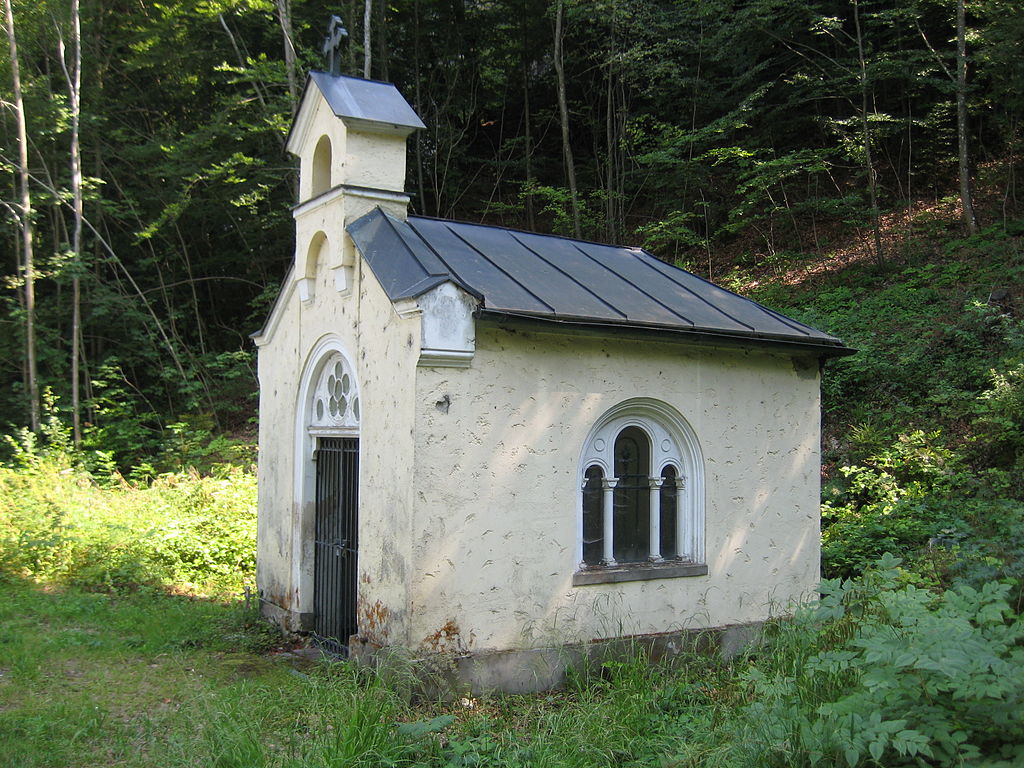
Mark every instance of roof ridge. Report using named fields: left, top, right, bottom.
left=407, top=213, right=644, bottom=252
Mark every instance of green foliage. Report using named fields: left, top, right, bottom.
left=735, top=556, right=1024, bottom=767
left=821, top=431, right=969, bottom=578
left=0, top=442, right=256, bottom=594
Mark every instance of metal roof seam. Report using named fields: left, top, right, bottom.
left=506, top=232, right=628, bottom=320
left=634, top=254, right=758, bottom=333
left=567, top=242, right=696, bottom=326
left=753, top=304, right=835, bottom=339
left=378, top=210, right=432, bottom=282
left=440, top=222, right=558, bottom=314
left=400, top=216, right=483, bottom=300
left=659, top=259, right=820, bottom=338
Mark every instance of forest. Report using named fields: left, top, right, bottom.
left=0, top=0, right=1021, bottom=460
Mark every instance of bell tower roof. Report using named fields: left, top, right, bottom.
left=286, top=71, right=424, bottom=156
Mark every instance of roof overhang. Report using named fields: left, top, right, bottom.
left=474, top=308, right=857, bottom=359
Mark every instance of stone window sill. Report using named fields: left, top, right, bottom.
left=572, top=561, right=708, bottom=586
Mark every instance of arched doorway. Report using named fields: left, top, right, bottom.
left=298, top=343, right=361, bottom=653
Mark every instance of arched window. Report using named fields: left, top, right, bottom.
left=577, top=399, right=704, bottom=581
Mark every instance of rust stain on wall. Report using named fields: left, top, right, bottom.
left=422, top=619, right=465, bottom=653
left=357, top=597, right=391, bottom=646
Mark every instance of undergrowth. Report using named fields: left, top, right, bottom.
left=0, top=418, right=256, bottom=596
left=2, top=555, right=1021, bottom=767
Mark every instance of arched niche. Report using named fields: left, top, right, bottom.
left=291, top=337, right=362, bottom=620
left=298, top=231, right=329, bottom=304
left=310, top=135, right=333, bottom=198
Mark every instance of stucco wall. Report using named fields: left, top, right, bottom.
left=407, top=324, right=822, bottom=653
left=256, top=247, right=420, bottom=639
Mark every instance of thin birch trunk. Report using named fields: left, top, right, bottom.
left=4, top=0, right=40, bottom=432
left=363, top=0, right=372, bottom=78
left=274, top=0, right=299, bottom=115
left=58, top=0, right=85, bottom=446
left=554, top=0, right=581, bottom=238
left=957, top=0, right=977, bottom=233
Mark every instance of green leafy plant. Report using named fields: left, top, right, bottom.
left=736, top=555, right=1024, bottom=767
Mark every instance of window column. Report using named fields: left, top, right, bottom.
left=601, top=477, right=616, bottom=566
left=648, top=476, right=663, bottom=561
left=675, top=474, right=688, bottom=560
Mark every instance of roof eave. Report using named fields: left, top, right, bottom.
left=474, top=308, right=856, bottom=359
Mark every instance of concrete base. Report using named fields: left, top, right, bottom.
left=260, top=598, right=314, bottom=633
left=353, top=622, right=764, bottom=698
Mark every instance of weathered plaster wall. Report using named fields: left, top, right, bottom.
left=407, top=325, right=822, bottom=653
left=256, top=248, right=420, bottom=638
left=257, top=90, right=420, bottom=639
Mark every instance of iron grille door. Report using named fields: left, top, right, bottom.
left=313, top=437, right=359, bottom=655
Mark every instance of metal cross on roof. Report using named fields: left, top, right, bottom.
left=322, top=15, right=348, bottom=76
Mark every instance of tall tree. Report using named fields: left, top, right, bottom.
left=3, top=0, right=39, bottom=432
left=274, top=0, right=299, bottom=114
left=851, top=0, right=884, bottom=261
left=956, top=0, right=977, bottom=232
left=363, top=0, right=371, bottom=78
left=553, top=0, right=581, bottom=238
left=57, top=0, right=84, bottom=445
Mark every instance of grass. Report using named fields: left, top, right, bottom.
left=0, top=579, right=738, bottom=768
left=0, top=581, right=282, bottom=768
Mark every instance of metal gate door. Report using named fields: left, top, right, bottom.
left=313, top=437, right=358, bottom=655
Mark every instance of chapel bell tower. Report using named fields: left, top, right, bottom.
left=284, top=18, right=424, bottom=303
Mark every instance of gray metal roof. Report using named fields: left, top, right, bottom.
left=348, top=208, right=852, bottom=355
left=308, top=71, right=425, bottom=133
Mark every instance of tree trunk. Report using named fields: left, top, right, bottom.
left=274, top=0, right=299, bottom=115
left=413, top=0, right=425, bottom=210
left=852, top=0, right=884, bottom=262
left=605, top=62, right=616, bottom=242
left=521, top=1, right=535, bottom=231
left=4, top=0, right=40, bottom=432
left=376, top=0, right=388, bottom=81
left=957, top=0, right=977, bottom=233
left=554, top=0, right=581, bottom=238
left=363, top=0, right=372, bottom=78
left=59, top=0, right=85, bottom=446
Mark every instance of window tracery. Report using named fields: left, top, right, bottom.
left=310, top=353, right=360, bottom=431
left=576, top=399, right=704, bottom=583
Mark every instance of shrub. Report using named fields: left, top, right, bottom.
left=820, top=431, right=971, bottom=579
left=736, top=556, right=1024, bottom=767
left=0, top=454, right=256, bottom=594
